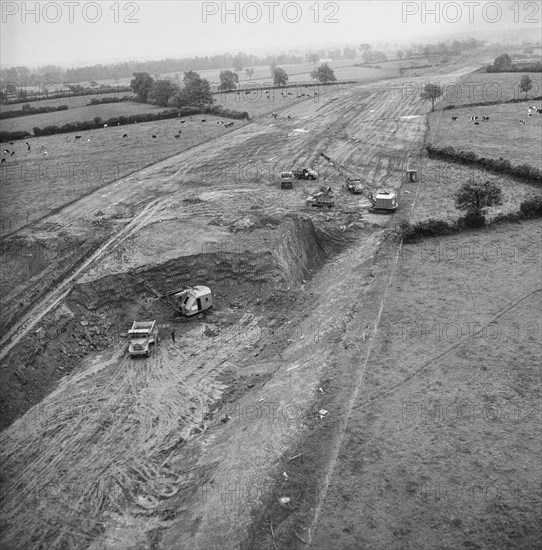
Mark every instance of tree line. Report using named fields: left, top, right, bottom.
left=0, top=38, right=485, bottom=87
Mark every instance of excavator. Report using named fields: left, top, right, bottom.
left=319, top=152, right=398, bottom=213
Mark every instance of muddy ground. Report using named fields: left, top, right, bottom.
left=0, top=58, right=540, bottom=550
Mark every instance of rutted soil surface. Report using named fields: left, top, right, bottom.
left=4, top=62, right=532, bottom=550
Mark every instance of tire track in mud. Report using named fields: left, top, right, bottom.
left=0, top=314, right=261, bottom=550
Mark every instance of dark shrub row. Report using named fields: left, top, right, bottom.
left=3, top=85, right=133, bottom=105
left=426, top=145, right=542, bottom=185
left=0, top=104, right=68, bottom=119
left=0, top=130, right=32, bottom=142
left=486, top=62, right=542, bottom=73
left=87, top=96, right=132, bottom=105
left=442, top=95, right=542, bottom=110
left=402, top=196, right=542, bottom=242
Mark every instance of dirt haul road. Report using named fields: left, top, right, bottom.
left=1, top=73, right=433, bottom=550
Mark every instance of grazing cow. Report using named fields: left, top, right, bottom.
left=174, top=134, right=181, bottom=138
left=452, top=116, right=458, bottom=121
left=474, top=122, right=479, bottom=125
left=10, top=151, right=15, bottom=155
left=43, top=151, right=48, bottom=156
left=123, top=134, right=128, bottom=138
left=201, top=119, right=206, bottom=122
left=287, top=115, right=292, bottom=120
left=104, top=124, right=108, bottom=128
left=180, top=120, right=185, bottom=123
left=482, top=116, right=490, bottom=121
left=537, top=109, right=542, bottom=114
left=1, top=158, right=5, bottom=163
left=3, top=149, right=9, bottom=154
left=152, top=135, right=157, bottom=138
left=520, top=120, right=525, bottom=124
left=9, top=142, right=13, bottom=145
left=75, top=135, right=82, bottom=140
left=528, top=113, right=532, bottom=117
left=27, top=146, right=31, bottom=151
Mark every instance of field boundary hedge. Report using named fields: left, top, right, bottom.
left=0, top=105, right=250, bottom=141
left=402, top=196, right=542, bottom=242
left=442, top=95, right=542, bottom=110
left=0, top=104, right=69, bottom=119
left=426, top=145, right=542, bottom=185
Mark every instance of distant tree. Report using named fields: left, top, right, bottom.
left=342, top=47, right=357, bottom=59
left=397, top=50, right=404, bottom=60
left=17, top=89, right=27, bottom=100
left=359, top=43, right=371, bottom=53
left=148, top=79, right=180, bottom=107
left=272, top=66, right=289, bottom=86
left=492, top=53, right=512, bottom=71
left=245, top=67, right=255, bottom=80
left=130, top=72, right=154, bottom=102
left=182, top=71, right=212, bottom=105
left=420, top=83, right=442, bottom=111
left=219, top=69, right=239, bottom=91
left=455, top=180, right=503, bottom=222
left=311, top=64, right=337, bottom=83
left=306, top=52, right=319, bottom=65
left=519, top=74, right=534, bottom=98
left=233, top=55, right=243, bottom=73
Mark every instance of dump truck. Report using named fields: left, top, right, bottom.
left=306, top=186, right=335, bottom=208
left=280, top=171, right=294, bottom=189
left=293, top=168, right=318, bottom=180
left=128, top=320, right=158, bottom=357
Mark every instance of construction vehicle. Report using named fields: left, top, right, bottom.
left=128, top=320, right=158, bottom=357
left=320, top=152, right=398, bottom=213
left=306, top=186, right=335, bottom=208
left=280, top=171, right=294, bottom=189
left=346, top=178, right=364, bottom=194
left=147, top=284, right=213, bottom=317
left=293, top=168, right=318, bottom=180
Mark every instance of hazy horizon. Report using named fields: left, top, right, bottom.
left=2, top=1, right=540, bottom=70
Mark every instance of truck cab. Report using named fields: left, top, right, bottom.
left=128, top=321, right=158, bottom=357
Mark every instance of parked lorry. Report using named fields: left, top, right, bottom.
left=128, top=320, right=158, bottom=357
left=306, top=186, right=335, bottom=208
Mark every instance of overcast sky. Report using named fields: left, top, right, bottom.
left=1, top=0, right=539, bottom=68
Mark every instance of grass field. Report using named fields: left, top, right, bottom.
left=0, top=115, right=247, bottom=233
left=0, top=92, right=129, bottom=113
left=0, top=101, right=164, bottom=133
left=437, top=71, right=542, bottom=108
left=312, top=218, right=542, bottom=550
left=407, top=158, right=538, bottom=224
left=0, top=82, right=349, bottom=234
left=427, top=101, right=542, bottom=170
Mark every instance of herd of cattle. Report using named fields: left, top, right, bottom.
left=452, top=105, right=542, bottom=125
left=0, top=116, right=241, bottom=162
